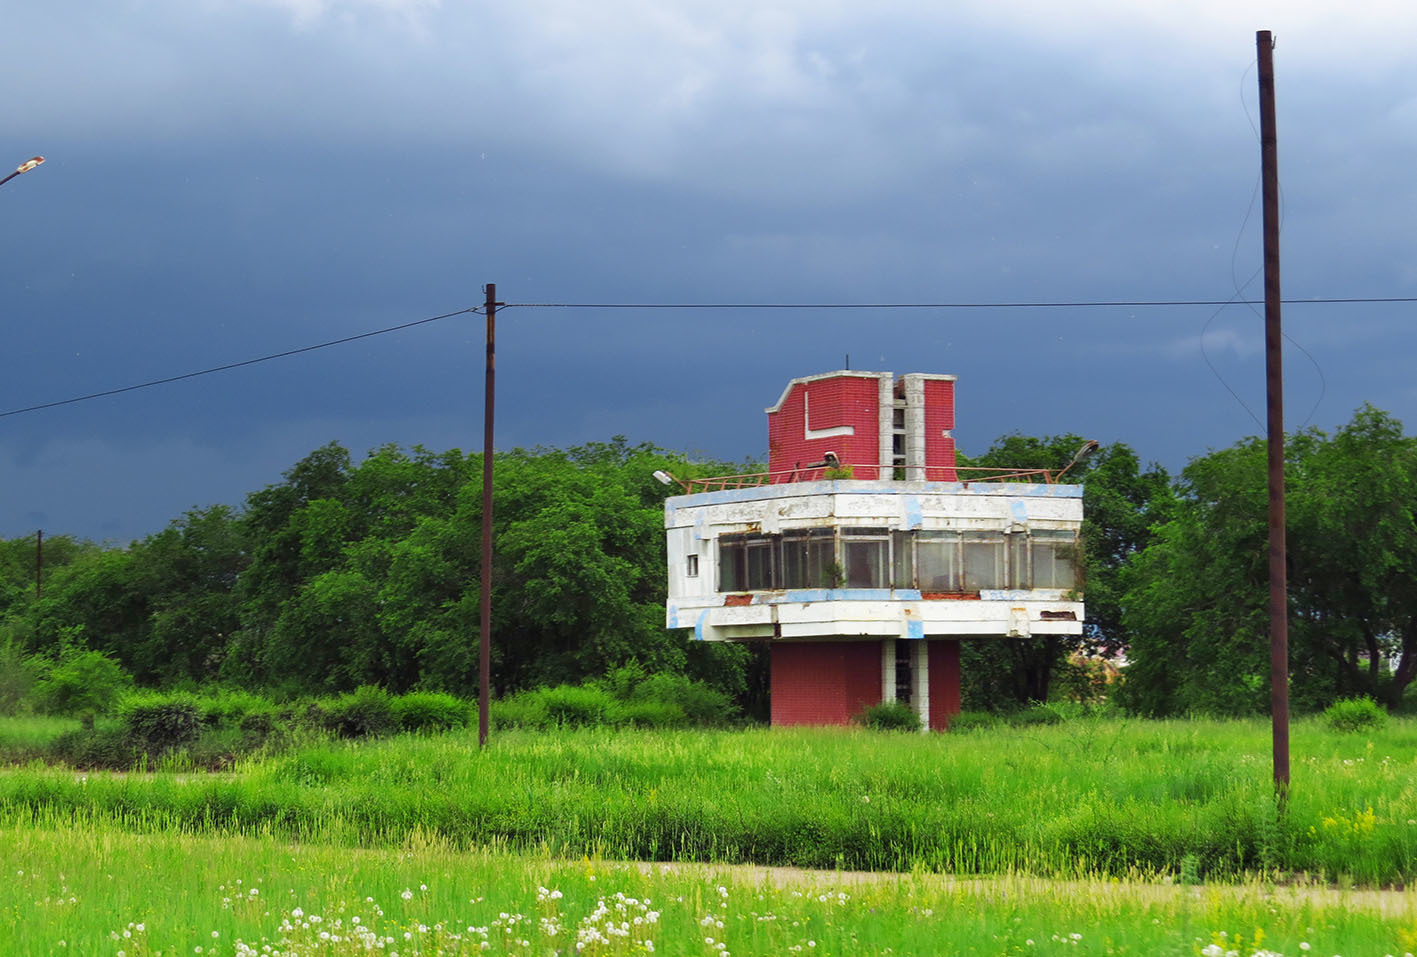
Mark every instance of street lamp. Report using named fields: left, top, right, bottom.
left=1055, top=439, right=1100, bottom=481
left=0, top=156, right=44, bottom=190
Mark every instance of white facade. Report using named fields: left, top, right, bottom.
left=665, top=479, right=1084, bottom=643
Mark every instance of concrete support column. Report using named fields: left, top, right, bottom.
left=912, top=639, right=930, bottom=731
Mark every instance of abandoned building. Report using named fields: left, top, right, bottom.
left=662, top=370, right=1086, bottom=730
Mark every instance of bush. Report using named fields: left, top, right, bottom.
left=492, top=691, right=549, bottom=730
left=611, top=699, right=689, bottom=728
left=539, top=684, right=615, bottom=727
left=323, top=686, right=396, bottom=738
left=237, top=708, right=278, bottom=740
left=1324, top=696, right=1388, bottom=733
left=118, top=692, right=202, bottom=753
left=33, top=651, right=131, bottom=719
left=601, top=660, right=649, bottom=701
left=855, top=700, right=922, bottom=732
left=946, top=710, right=1000, bottom=732
left=50, top=725, right=136, bottom=770
left=633, top=674, right=736, bottom=726
left=1008, top=704, right=1064, bottom=727
left=198, top=690, right=275, bottom=730
left=391, top=692, right=471, bottom=733
left=0, top=639, right=41, bottom=715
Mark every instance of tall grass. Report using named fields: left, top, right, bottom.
left=2, top=820, right=1413, bottom=956
left=1, top=717, right=1414, bottom=884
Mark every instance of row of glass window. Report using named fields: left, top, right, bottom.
left=716, top=527, right=1078, bottom=593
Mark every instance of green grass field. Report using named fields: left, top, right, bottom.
left=3, top=716, right=1416, bottom=954
left=3, top=823, right=1415, bottom=956
left=4, top=718, right=1416, bottom=881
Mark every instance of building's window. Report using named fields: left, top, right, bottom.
left=962, top=530, right=1005, bottom=590
left=842, top=527, right=890, bottom=587
left=895, top=645, right=913, bottom=704
left=715, top=526, right=1078, bottom=593
left=719, top=533, right=775, bottom=591
left=1030, top=529, right=1078, bottom=589
left=779, top=528, right=835, bottom=588
left=915, top=530, right=962, bottom=591
left=686, top=554, right=699, bottom=578
left=891, top=531, right=913, bottom=589
left=1007, top=532, right=1030, bottom=589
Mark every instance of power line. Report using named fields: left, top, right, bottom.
left=0, top=307, right=477, bottom=420
left=1, top=292, right=1413, bottom=422
left=506, top=296, right=1417, bottom=309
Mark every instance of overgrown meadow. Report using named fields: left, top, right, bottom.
left=4, top=713, right=1417, bottom=954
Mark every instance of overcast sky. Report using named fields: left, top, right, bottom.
left=3, top=1, right=1416, bottom=542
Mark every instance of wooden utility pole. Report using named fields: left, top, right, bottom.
left=479, top=283, right=499, bottom=747
left=1257, top=30, right=1289, bottom=797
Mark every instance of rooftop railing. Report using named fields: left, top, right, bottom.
left=676, top=463, right=1066, bottom=494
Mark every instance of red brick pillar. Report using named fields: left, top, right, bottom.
left=770, top=641, right=883, bottom=726
left=928, top=639, right=962, bottom=731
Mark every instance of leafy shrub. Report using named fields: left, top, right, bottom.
left=946, top=710, right=1001, bottom=732
left=611, top=699, right=689, bottom=728
left=497, top=674, right=735, bottom=730
left=198, top=690, right=275, bottom=729
left=539, top=684, right=615, bottom=727
left=323, top=686, right=396, bottom=738
left=601, top=660, right=649, bottom=701
left=492, top=691, right=549, bottom=730
left=1324, top=696, right=1387, bottom=733
left=1008, top=704, right=1064, bottom=727
left=33, top=651, right=131, bottom=719
left=0, top=639, right=41, bottom=715
left=391, top=692, right=470, bottom=733
left=237, top=708, right=278, bottom=741
left=633, top=674, right=736, bottom=726
left=119, top=692, right=202, bottom=753
left=854, top=700, right=923, bottom=732
left=49, top=725, right=136, bottom=770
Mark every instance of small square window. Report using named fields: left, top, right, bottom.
left=686, top=554, right=699, bottom=577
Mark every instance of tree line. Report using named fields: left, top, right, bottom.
left=1, top=405, right=1413, bottom=716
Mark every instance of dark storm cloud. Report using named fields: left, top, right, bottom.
left=2, top=0, right=1417, bottom=539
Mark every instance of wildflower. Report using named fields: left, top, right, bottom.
left=401, top=889, right=415, bottom=901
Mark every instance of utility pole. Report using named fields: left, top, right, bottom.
left=1258, top=30, right=1289, bottom=798
left=35, top=530, right=42, bottom=599
left=479, top=283, right=500, bottom=747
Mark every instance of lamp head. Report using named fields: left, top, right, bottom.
left=652, top=470, right=675, bottom=486
left=1069, top=439, right=1100, bottom=467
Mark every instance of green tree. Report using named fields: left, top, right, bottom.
left=957, top=434, right=1169, bottom=707
left=1119, top=405, right=1417, bottom=715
